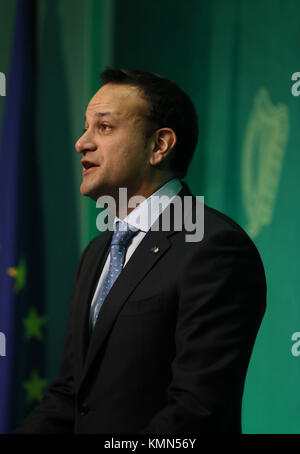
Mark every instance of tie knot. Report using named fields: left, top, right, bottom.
left=111, top=221, right=138, bottom=247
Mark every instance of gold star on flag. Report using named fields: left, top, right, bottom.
left=23, top=370, right=47, bottom=405
left=23, top=307, right=46, bottom=340
left=7, top=256, right=27, bottom=293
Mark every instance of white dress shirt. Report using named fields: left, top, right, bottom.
left=89, top=177, right=183, bottom=327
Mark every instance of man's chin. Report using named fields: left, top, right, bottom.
left=80, top=183, right=99, bottom=201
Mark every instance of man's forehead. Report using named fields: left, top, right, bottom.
left=84, top=111, right=118, bottom=122
left=86, top=83, right=149, bottom=119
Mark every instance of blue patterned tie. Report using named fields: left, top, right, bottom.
left=92, top=221, right=138, bottom=328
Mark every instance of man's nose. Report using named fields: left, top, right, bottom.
left=75, top=132, right=97, bottom=154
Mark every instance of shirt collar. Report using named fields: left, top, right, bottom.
left=114, top=177, right=183, bottom=233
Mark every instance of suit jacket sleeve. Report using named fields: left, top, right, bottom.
left=140, top=227, right=266, bottom=434
left=13, top=238, right=97, bottom=434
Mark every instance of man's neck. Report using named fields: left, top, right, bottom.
left=116, top=176, right=179, bottom=219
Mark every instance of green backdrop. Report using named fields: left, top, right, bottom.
left=1, top=0, right=299, bottom=434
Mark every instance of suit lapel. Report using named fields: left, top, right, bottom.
left=73, top=230, right=112, bottom=372
left=78, top=181, right=195, bottom=389
left=80, top=229, right=171, bottom=388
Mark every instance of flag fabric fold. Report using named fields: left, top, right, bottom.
left=0, top=0, right=38, bottom=433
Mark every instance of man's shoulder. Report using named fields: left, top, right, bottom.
left=179, top=182, right=253, bottom=244
left=84, top=229, right=112, bottom=253
left=182, top=195, right=263, bottom=264
left=203, top=203, right=248, bottom=237
left=77, top=230, right=111, bottom=266
left=202, top=203, right=258, bottom=250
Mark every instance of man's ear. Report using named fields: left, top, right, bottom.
left=149, top=128, right=177, bottom=166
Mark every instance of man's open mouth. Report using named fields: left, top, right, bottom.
left=81, top=159, right=99, bottom=175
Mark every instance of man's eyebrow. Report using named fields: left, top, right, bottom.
left=95, top=112, right=116, bottom=118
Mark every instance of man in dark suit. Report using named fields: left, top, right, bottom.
left=15, top=68, right=266, bottom=434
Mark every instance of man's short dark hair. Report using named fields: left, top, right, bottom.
left=100, top=67, right=199, bottom=179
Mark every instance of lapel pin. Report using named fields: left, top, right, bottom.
left=151, top=246, right=160, bottom=254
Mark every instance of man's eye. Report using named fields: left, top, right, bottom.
left=100, top=124, right=112, bottom=131
left=82, top=124, right=111, bottom=135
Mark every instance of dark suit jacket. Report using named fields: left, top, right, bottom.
left=16, top=182, right=266, bottom=434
